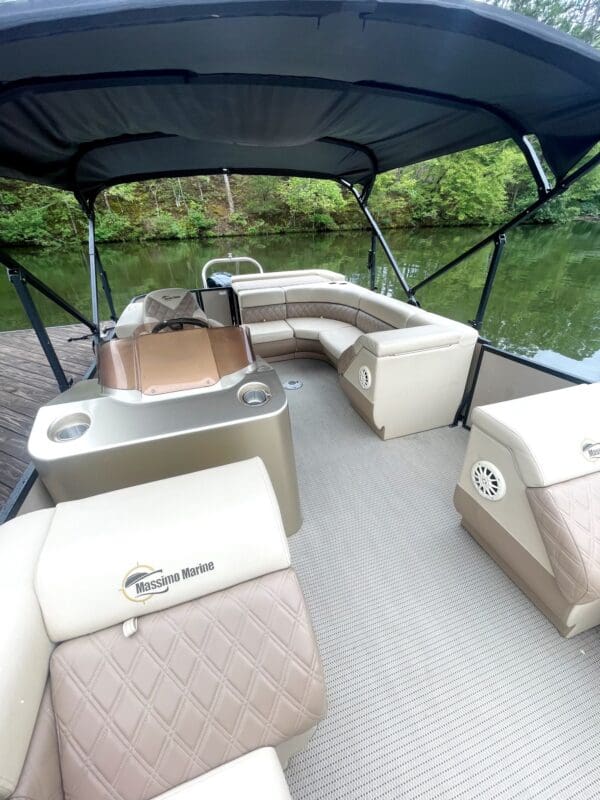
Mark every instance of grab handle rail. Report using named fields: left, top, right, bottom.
left=201, top=254, right=263, bottom=288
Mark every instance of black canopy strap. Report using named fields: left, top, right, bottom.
left=341, top=179, right=416, bottom=304
left=409, top=148, right=600, bottom=299
left=0, top=249, right=98, bottom=391
left=342, top=145, right=599, bottom=323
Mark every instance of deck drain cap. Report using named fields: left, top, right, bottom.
left=283, top=379, right=303, bottom=390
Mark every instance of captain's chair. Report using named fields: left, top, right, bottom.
left=1, top=458, right=326, bottom=800
left=142, top=287, right=223, bottom=329
left=115, top=288, right=223, bottom=338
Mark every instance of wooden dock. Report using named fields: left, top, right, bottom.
left=0, top=323, right=94, bottom=508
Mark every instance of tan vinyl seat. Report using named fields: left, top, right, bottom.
left=319, top=325, right=363, bottom=361
left=244, top=319, right=294, bottom=343
left=0, top=459, right=326, bottom=800
left=286, top=317, right=353, bottom=340
left=455, top=382, right=600, bottom=637
left=234, top=275, right=478, bottom=439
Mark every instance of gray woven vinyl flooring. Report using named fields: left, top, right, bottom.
left=277, top=359, right=600, bottom=800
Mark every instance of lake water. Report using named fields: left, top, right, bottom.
left=1, top=222, right=599, bottom=380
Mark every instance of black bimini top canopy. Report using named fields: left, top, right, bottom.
left=0, top=0, right=599, bottom=203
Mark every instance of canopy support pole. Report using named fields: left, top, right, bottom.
left=471, top=234, right=506, bottom=331
left=342, top=179, right=416, bottom=304
left=1, top=249, right=98, bottom=391
left=367, top=233, right=377, bottom=291
left=409, top=149, right=600, bottom=303
left=519, top=136, right=551, bottom=197
left=78, top=193, right=117, bottom=327
left=87, top=213, right=101, bottom=340
left=95, top=245, right=117, bottom=322
left=8, top=268, right=70, bottom=392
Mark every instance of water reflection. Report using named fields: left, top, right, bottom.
left=2, top=222, right=599, bottom=380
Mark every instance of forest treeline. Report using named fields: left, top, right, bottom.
left=0, top=0, right=598, bottom=246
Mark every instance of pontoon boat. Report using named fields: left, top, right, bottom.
left=1, top=2, right=600, bottom=798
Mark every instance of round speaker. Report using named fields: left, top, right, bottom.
left=471, top=460, right=506, bottom=501
left=358, top=365, right=371, bottom=390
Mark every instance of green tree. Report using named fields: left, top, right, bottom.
left=487, top=0, right=600, bottom=46
left=277, top=179, right=347, bottom=230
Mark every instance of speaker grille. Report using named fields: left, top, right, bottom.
left=471, top=460, right=506, bottom=501
left=359, top=366, right=371, bottom=390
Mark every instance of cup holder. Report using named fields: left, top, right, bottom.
left=48, top=412, right=91, bottom=443
left=238, top=382, right=272, bottom=407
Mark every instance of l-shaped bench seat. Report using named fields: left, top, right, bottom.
left=233, top=273, right=478, bottom=439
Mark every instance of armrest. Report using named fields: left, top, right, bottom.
left=358, top=324, right=462, bottom=357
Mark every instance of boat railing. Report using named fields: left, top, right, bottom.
left=201, top=254, right=264, bottom=288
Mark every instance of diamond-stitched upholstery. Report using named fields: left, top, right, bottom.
left=143, top=291, right=200, bottom=323
left=528, top=473, right=600, bottom=604
left=286, top=301, right=357, bottom=325
left=50, top=569, right=326, bottom=800
left=241, top=304, right=287, bottom=323
left=356, top=310, right=393, bottom=334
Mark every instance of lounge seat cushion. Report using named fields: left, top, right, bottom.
left=287, top=317, right=352, bottom=341
left=319, top=326, right=362, bottom=360
left=244, top=320, right=294, bottom=344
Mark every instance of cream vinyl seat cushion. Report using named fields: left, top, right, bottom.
left=319, top=325, right=363, bottom=360
left=0, top=459, right=326, bottom=800
left=245, top=319, right=294, bottom=344
left=287, top=317, right=353, bottom=340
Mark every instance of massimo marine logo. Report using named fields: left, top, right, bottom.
left=582, top=442, right=600, bottom=462
left=121, top=560, right=215, bottom=603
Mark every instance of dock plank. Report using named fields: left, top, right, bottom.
left=0, top=323, right=95, bottom=513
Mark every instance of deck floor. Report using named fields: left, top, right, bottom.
left=0, top=324, right=94, bottom=506
left=276, top=358, right=600, bottom=800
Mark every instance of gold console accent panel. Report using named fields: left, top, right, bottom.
left=98, top=326, right=255, bottom=395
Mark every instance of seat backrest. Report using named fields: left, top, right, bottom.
left=236, top=288, right=287, bottom=324
left=143, top=288, right=205, bottom=324
left=231, top=269, right=345, bottom=291
left=2, top=460, right=326, bottom=800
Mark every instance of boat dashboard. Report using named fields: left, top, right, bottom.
left=98, top=323, right=255, bottom=400
left=27, top=308, right=302, bottom=534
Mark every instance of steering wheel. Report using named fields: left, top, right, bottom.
left=151, top=317, right=209, bottom=333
